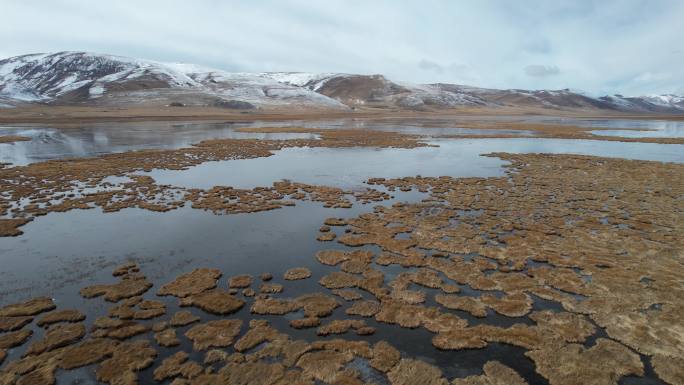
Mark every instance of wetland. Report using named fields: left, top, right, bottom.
left=0, top=117, right=682, bottom=385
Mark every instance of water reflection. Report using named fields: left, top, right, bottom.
left=532, top=117, right=684, bottom=138
left=0, top=122, right=320, bottom=165
left=146, top=138, right=684, bottom=189
left=0, top=119, right=534, bottom=166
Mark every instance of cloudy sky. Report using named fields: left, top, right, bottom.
left=2, top=0, right=683, bottom=95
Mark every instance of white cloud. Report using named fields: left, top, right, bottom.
left=633, top=72, right=673, bottom=82
left=524, top=65, right=560, bottom=77
left=0, top=0, right=682, bottom=95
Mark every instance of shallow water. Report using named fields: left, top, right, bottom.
left=146, top=138, right=684, bottom=189
left=587, top=119, right=684, bottom=138
left=535, top=117, right=684, bottom=138
left=0, top=122, right=321, bottom=166
left=0, top=119, right=536, bottom=165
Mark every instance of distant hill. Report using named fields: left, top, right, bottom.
left=1, top=51, right=682, bottom=113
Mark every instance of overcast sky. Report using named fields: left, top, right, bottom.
left=2, top=0, right=683, bottom=95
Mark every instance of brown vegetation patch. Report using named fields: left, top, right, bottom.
left=375, top=300, right=437, bottom=329
left=0, top=329, right=32, bottom=349
left=529, top=311, right=596, bottom=343
left=229, top=274, right=253, bottom=288
left=0, top=135, right=31, bottom=144
left=317, top=319, right=368, bottom=336
left=251, top=297, right=300, bottom=315
left=36, top=310, right=85, bottom=327
left=155, top=328, right=181, bottom=347
left=345, top=300, right=381, bottom=317
left=316, top=232, right=336, bottom=241
left=387, top=358, right=448, bottom=385
left=340, top=259, right=369, bottom=274
left=24, top=323, right=86, bottom=356
left=284, top=267, right=312, bottom=280
left=319, top=271, right=362, bottom=289
left=324, top=218, right=348, bottom=226
left=0, top=297, right=55, bottom=317
left=203, top=361, right=287, bottom=385
left=234, top=320, right=282, bottom=352
left=59, top=338, right=120, bottom=370
left=96, top=340, right=157, bottom=385
left=153, top=351, right=202, bottom=382
left=296, top=350, right=355, bottom=383
left=102, top=321, right=149, bottom=340
left=158, top=268, right=222, bottom=298
left=290, top=317, right=321, bottom=329
left=249, top=293, right=340, bottom=318
left=0, top=316, right=32, bottom=332
left=80, top=275, right=152, bottom=302
left=452, top=360, right=528, bottom=385
left=435, top=294, right=487, bottom=318
left=526, top=338, right=643, bottom=385
left=651, top=354, right=684, bottom=385
left=152, top=321, right=167, bottom=332
left=259, top=283, right=284, bottom=294
left=92, top=316, right=125, bottom=330
left=169, top=310, right=200, bottom=327
left=179, top=289, right=245, bottom=315
left=316, top=249, right=373, bottom=269
left=185, top=319, right=243, bottom=350
left=107, top=297, right=166, bottom=320
left=480, top=292, right=533, bottom=317
left=370, top=341, right=401, bottom=373
left=332, top=289, right=363, bottom=301
left=296, top=293, right=341, bottom=318
left=0, top=218, right=32, bottom=237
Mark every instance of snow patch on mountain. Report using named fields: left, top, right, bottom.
left=642, top=94, right=684, bottom=108
left=0, top=52, right=348, bottom=109
left=259, top=72, right=345, bottom=92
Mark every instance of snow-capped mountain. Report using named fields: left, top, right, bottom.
left=0, top=52, right=682, bottom=113
left=261, top=73, right=489, bottom=108
left=0, top=52, right=347, bottom=109
left=639, top=94, right=684, bottom=110
left=261, top=71, right=684, bottom=113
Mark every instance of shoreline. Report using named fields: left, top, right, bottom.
left=1, top=105, right=684, bottom=125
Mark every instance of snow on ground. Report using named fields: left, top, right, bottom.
left=89, top=85, right=105, bottom=97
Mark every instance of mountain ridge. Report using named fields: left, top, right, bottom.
left=1, top=51, right=682, bottom=114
